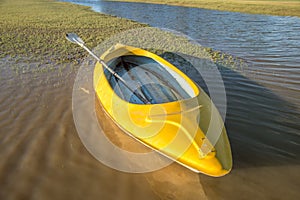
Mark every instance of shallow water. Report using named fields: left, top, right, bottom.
left=0, top=57, right=161, bottom=200
left=61, top=1, right=300, bottom=199
left=1, top=1, right=300, bottom=200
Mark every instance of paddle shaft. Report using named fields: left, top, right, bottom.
left=78, top=43, right=149, bottom=104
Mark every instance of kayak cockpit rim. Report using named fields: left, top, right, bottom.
left=99, top=45, right=200, bottom=105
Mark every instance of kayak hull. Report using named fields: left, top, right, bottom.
left=93, top=44, right=232, bottom=177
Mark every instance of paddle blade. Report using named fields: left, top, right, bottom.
left=66, top=33, right=84, bottom=45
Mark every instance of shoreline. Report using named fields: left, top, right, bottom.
left=109, top=0, right=300, bottom=17
left=0, top=0, right=242, bottom=70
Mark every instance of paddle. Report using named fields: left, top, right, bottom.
left=65, top=33, right=149, bottom=104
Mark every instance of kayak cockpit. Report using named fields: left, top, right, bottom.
left=105, top=55, right=196, bottom=104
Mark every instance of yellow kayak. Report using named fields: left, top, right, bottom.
left=93, top=44, right=232, bottom=177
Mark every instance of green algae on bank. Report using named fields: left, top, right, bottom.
left=111, top=0, right=300, bottom=17
left=0, top=0, right=146, bottom=65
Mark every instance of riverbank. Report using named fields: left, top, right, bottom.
left=111, top=0, right=300, bottom=17
left=0, top=0, right=146, bottom=65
